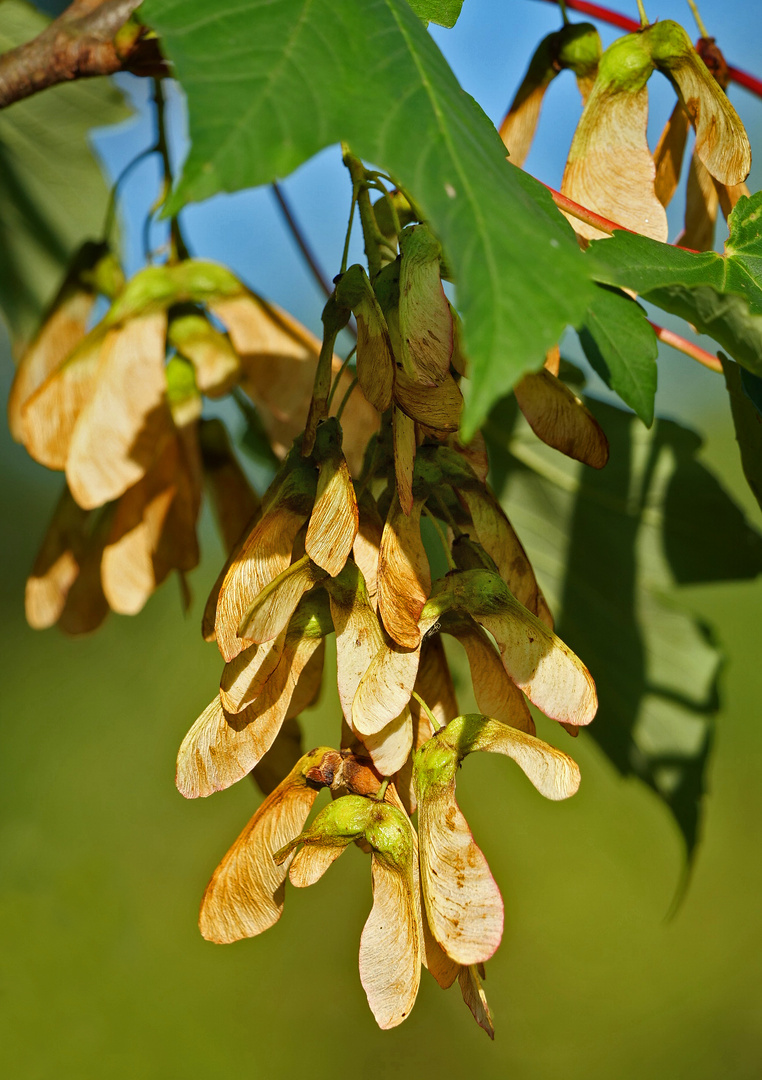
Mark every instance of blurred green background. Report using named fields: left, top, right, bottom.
left=3, top=1, right=762, bottom=1077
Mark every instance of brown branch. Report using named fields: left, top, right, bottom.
left=0, top=0, right=166, bottom=110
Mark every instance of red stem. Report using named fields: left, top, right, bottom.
left=531, top=0, right=762, bottom=98
left=541, top=180, right=701, bottom=253
left=648, top=321, right=722, bottom=373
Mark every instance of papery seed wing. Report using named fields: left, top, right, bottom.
left=100, top=437, right=180, bottom=616
left=177, top=600, right=331, bottom=798
left=353, top=638, right=421, bottom=736
left=415, top=747, right=503, bottom=966
left=561, top=35, right=667, bottom=241
left=214, top=457, right=317, bottom=661
left=211, top=291, right=324, bottom=457
left=328, top=561, right=386, bottom=724
left=198, top=749, right=331, bottom=942
left=447, top=430, right=489, bottom=483
left=460, top=714, right=580, bottom=800
left=289, top=843, right=348, bottom=888
left=335, top=263, right=394, bottom=412
left=513, top=368, right=609, bottom=469
left=9, top=286, right=94, bottom=444
left=679, top=154, right=718, bottom=252
left=168, top=311, right=240, bottom=397
left=25, top=485, right=89, bottom=629
left=393, top=406, right=416, bottom=516
left=398, top=636, right=458, bottom=813
left=238, top=555, right=327, bottom=644
left=378, top=492, right=431, bottom=648
left=305, top=418, right=359, bottom=576
left=66, top=312, right=172, bottom=509
left=458, top=485, right=552, bottom=626
left=360, top=850, right=421, bottom=1030
left=498, top=32, right=559, bottom=166
left=458, top=965, right=495, bottom=1039
left=394, top=369, right=462, bottom=432
left=21, top=328, right=105, bottom=470
left=443, top=614, right=535, bottom=735
left=219, top=636, right=286, bottom=713
left=648, top=20, right=750, bottom=186
left=653, top=102, right=691, bottom=208
left=352, top=492, right=384, bottom=611
left=457, top=569, right=597, bottom=727
left=398, top=225, right=453, bottom=385
left=363, top=707, right=414, bottom=777
left=286, top=638, right=325, bottom=719
left=56, top=506, right=111, bottom=636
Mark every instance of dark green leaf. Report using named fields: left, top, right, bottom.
left=486, top=399, right=762, bottom=856
left=0, top=1, right=129, bottom=351
left=740, top=367, right=762, bottom=418
left=590, top=192, right=762, bottom=315
left=140, top=0, right=595, bottom=438
left=577, top=285, right=658, bottom=425
left=721, top=354, right=762, bottom=516
left=406, top=0, right=464, bottom=27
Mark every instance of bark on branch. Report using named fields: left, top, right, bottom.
left=0, top=0, right=167, bottom=110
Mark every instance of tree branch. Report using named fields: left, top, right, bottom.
left=0, top=0, right=166, bottom=110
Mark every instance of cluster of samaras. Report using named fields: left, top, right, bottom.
left=8, top=183, right=615, bottom=1032
left=501, top=17, right=751, bottom=247
left=175, top=219, right=607, bottom=1036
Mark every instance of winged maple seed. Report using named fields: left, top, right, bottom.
left=561, top=19, right=750, bottom=244
left=12, top=146, right=612, bottom=1037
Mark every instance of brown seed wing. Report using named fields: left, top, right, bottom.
left=25, top=486, right=89, bottom=629
left=468, top=716, right=581, bottom=800
left=513, top=368, right=609, bottom=469
left=458, top=965, right=495, bottom=1039
left=653, top=102, right=691, bottom=208
left=359, top=853, right=421, bottom=1030
left=9, top=288, right=94, bottom=444
left=238, top=555, right=326, bottom=644
left=417, top=775, right=503, bottom=966
left=21, top=329, right=105, bottom=470
left=214, top=466, right=315, bottom=661
left=66, top=312, right=172, bottom=509
left=562, top=85, right=668, bottom=241
left=446, top=616, right=535, bottom=735
left=198, top=764, right=322, bottom=942
left=377, top=493, right=431, bottom=649
left=305, top=455, right=359, bottom=577
left=176, top=633, right=323, bottom=798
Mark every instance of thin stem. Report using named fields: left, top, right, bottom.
left=411, top=691, right=445, bottom=734
left=558, top=0, right=570, bottom=23
left=432, top=491, right=464, bottom=539
left=326, top=345, right=357, bottom=411
left=102, top=145, right=155, bottom=240
left=153, top=77, right=190, bottom=262
left=340, top=188, right=358, bottom=275
left=636, top=0, right=648, bottom=28
left=343, top=148, right=385, bottom=280
left=686, top=0, right=709, bottom=39
left=541, top=179, right=700, bottom=253
left=649, top=321, right=722, bottom=373
left=531, top=0, right=762, bottom=97
left=375, top=778, right=390, bottom=801
left=423, top=506, right=457, bottom=571
left=368, top=175, right=403, bottom=238
left=272, top=182, right=333, bottom=300
left=335, top=375, right=358, bottom=421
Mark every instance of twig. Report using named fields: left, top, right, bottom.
left=649, top=321, right=723, bottom=372
left=530, top=0, right=762, bottom=98
left=0, top=0, right=165, bottom=109
left=272, top=182, right=333, bottom=300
